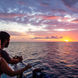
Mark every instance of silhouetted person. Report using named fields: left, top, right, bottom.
left=0, top=31, right=22, bottom=64
left=0, top=31, right=32, bottom=77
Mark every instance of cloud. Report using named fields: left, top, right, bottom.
left=39, top=1, right=49, bottom=7
left=71, top=19, right=78, bottom=23
left=62, top=0, right=78, bottom=12
left=40, top=15, right=60, bottom=20
left=0, top=13, right=27, bottom=19
left=0, top=20, right=28, bottom=32
left=1, top=13, right=78, bottom=34
left=18, top=1, right=27, bottom=5
left=53, top=28, right=78, bottom=31
left=0, top=0, right=78, bottom=15
left=32, top=36, right=63, bottom=39
left=62, top=0, right=78, bottom=6
left=0, top=13, right=76, bottom=26
left=0, top=13, right=61, bottom=26
left=0, top=20, right=47, bottom=34
left=6, top=31, right=23, bottom=36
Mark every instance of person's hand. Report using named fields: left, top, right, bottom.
left=13, top=56, right=23, bottom=62
left=17, top=56, right=23, bottom=62
left=25, top=64, right=32, bottom=70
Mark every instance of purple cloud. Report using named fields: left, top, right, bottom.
left=32, top=36, right=63, bottom=39
left=62, top=0, right=78, bottom=12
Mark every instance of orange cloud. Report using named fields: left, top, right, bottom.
left=40, top=15, right=60, bottom=20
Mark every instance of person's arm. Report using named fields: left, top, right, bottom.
left=9, top=58, right=22, bottom=64
left=0, top=57, right=31, bottom=76
left=2, top=51, right=22, bottom=64
left=10, top=56, right=23, bottom=64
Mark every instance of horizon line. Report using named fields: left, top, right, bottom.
left=10, top=41, right=78, bottom=43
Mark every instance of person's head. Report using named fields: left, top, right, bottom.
left=0, top=31, right=10, bottom=48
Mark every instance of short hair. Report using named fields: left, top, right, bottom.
left=0, top=31, right=10, bottom=45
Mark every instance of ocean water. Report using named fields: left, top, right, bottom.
left=5, top=42, right=78, bottom=78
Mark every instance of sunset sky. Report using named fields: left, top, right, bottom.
left=0, top=0, right=78, bottom=42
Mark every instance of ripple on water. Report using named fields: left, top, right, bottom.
left=7, top=42, right=78, bottom=78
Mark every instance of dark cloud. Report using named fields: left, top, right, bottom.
left=0, top=13, right=26, bottom=18
left=27, top=31, right=50, bottom=36
left=51, top=36, right=63, bottom=39
left=62, top=0, right=78, bottom=12
left=44, top=21, right=78, bottom=30
left=32, top=36, right=63, bottom=39
left=62, top=0, right=78, bottom=7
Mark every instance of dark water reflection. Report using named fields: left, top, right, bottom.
left=6, top=42, right=78, bottom=78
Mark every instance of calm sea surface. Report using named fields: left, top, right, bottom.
left=5, top=42, right=78, bottom=78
